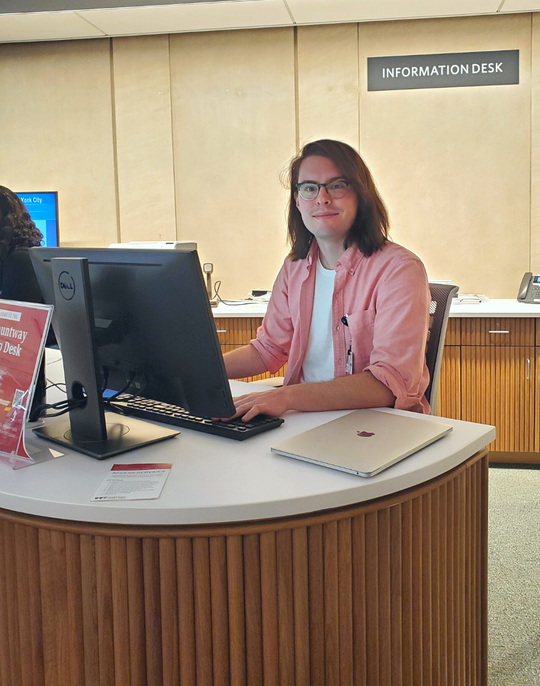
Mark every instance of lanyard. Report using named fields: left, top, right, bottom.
left=341, top=315, right=354, bottom=375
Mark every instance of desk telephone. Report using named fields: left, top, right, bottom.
left=518, top=272, right=540, bottom=303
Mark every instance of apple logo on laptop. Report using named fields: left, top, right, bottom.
left=357, top=431, right=375, bottom=437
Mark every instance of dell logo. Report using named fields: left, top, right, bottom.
left=57, top=271, right=76, bottom=300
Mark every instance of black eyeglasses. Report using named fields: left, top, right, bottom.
left=296, top=179, right=350, bottom=201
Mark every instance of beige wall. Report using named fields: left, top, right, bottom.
left=0, top=39, right=118, bottom=248
left=0, top=14, right=536, bottom=298
left=359, top=14, right=531, bottom=298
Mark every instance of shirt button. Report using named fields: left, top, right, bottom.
left=336, top=325, right=340, bottom=331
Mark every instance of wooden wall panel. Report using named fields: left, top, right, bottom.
left=126, top=538, right=146, bottom=686
left=80, top=535, right=99, bottom=685
left=0, top=40, right=118, bottom=249
left=110, top=537, right=131, bottom=685
left=169, top=28, right=296, bottom=297
left=158, top=538, right=179, bottom=686
left=176, top=538, right=196, bottom=686
left=0, top=15, right=538, bottom=299
left=292, top=527, right=310, bottom=685
left=358, top=14, right=531, bottom=298
left=210, top=536, right=230, bottom=686
left=531, top=12, right=540, bottom=272
left=112, top=35, right=176, bottom=243
left=0, top=451, right=488, bottom=685
left=6, top=522, right=23, bottom=686
left=296, top=24, right=360, bottom=149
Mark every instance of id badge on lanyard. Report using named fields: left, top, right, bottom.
left=341, top=315, right=354, bottom=375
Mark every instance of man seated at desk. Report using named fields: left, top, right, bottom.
left=223, top=139, right=430, bottom=421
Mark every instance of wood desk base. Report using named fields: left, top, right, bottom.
left=489, top=450, right=540, bottom=464
left=0, top=450, right=488, bottom=686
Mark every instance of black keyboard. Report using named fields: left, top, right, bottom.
left=112, top=396, right=284, bottom=441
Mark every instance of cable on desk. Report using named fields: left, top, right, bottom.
left=213, top=280, right=271, bottom=306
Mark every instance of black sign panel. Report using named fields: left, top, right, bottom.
left=368, top=50, right=519, bottom=91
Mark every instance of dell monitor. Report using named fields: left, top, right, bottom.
left=29, top=247, right=235, bottom=458
left=16, top=192, right=59, bottom=247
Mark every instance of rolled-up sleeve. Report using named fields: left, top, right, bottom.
left=364, top=257, right=431, bottom=413
left=250, top=262, right=294, bottom=374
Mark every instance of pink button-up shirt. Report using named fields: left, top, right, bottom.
left=251, top=241, right=431, bottom=413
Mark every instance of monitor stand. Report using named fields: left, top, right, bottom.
left=33, top=257, right=179, bottom=460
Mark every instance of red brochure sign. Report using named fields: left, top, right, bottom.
left=0, top=299, right=53, bottom=466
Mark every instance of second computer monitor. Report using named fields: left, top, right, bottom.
left=17, top=192, right=59, bottom=247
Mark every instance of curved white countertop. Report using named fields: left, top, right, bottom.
left=213, top=299, right=540, bottom=319
left=0, top=351, right=495, bottom=526
left=448, top=298, right=540, bottom=317
left=213, top=302, right=269, bottom=317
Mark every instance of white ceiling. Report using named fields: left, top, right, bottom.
left=0, top=0, right=538, bottom=44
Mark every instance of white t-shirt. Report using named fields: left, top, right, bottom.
left=301, top=257, right=335, bottom=383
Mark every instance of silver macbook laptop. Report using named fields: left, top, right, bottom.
left=271, top=409, right=453, bottom=477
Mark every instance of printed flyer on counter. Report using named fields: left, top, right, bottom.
left=92, top=463, right=173, bottom=501
left=0, top=299, right=53, bottom=468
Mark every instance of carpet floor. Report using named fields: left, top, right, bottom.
left=488, top=465, right=540, bottom=685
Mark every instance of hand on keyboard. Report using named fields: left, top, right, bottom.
left=228, top=388, right=292, bottom=423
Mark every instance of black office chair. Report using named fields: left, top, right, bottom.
left=425, top=283, right=459, bottom=415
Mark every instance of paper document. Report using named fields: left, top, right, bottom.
left=92, top=463, right=173, bottom=501
left=453, top=293, right=489, bottom=304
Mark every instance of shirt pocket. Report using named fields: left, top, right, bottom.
left=346, top=310, right=375, bottom=373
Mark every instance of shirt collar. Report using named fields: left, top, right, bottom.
left=335, top=245, right=364, bottom=273
left=306, top=241, right=365, bottom=273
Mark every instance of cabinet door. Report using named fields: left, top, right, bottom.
left=534, top=349, right=540, bottom=453
left=437, top=345, right=461, bottom=419
left=437, top=319, right=461, bottom=420
left=214, top=317, right=261, bottom=345
left=217, top=316, right=286, bottom=382
left=220, top=343, right=287, bottom=383
left=461, top=345, right=534, bottom=452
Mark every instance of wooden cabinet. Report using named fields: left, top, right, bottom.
left=439, top=317, right=537, bottom=461
left=460, top=318, right=535, bottom=453
left=214, top=317, right=286, bottom=382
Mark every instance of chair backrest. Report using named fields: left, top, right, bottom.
left=425, top=283, right=459, bottom=415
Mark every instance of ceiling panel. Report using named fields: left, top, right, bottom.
left=1, top=0, right=233, bottom=10
left=500, top=0, right=540, bottom=10
left=76, top=0, right=292, bottom=36
left=0, top=0, right=537, bottom=44
left=286, top=0, right=502, bottom=25
left=0, top=11, right=105, bottom=42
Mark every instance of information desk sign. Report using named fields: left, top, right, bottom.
left=0, top=299, right=52, bottom=468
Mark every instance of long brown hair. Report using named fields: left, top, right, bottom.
left=285, top=140, right=389, bottom=260
left=0, top=186, right=43, bottom=262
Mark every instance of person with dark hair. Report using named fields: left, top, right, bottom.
left=0, top=185, right=44, bottom=301
left=0, top=185, right=48, bottom=417
left=223, top=139, right=431, bottom=420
